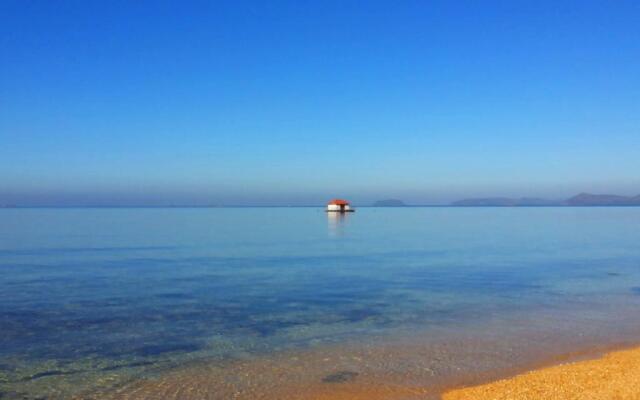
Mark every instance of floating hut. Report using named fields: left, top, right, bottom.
left=326, top=199, right=354, bottom=213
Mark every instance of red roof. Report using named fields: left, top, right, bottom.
left=328, top=199, right=350, bottom=205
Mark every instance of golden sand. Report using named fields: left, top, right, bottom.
left=443, top=346, right=640, bottom=400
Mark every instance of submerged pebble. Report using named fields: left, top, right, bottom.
left=322, top=370, right=359, bottom=383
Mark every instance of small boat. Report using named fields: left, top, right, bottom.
left=326, top=199, right=355, bottom=213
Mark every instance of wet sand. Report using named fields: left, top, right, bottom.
left=443, top=346, right=640, bottom=399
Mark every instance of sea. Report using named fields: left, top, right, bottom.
left=1, top=207, right=640, bottom=399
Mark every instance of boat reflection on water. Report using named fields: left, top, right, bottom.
left=327, top=210, right=349, bottom=238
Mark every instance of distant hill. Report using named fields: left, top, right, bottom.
left=452, top=193, right=640, bottom=207
left=373, top=199, right=407, bottom=207
left=566, top=193, right=640, bottom=206
left=452, top=197, right=560, bottom=207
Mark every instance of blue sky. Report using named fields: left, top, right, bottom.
left=1, top=1, right=639, bottom=205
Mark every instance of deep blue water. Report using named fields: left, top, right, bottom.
left=1, top=207, right=640, bottom=397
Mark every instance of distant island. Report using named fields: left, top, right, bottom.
left=452, top=193, right=640, bottom=207
left=565, top=193, right=640, bottom=206
left=373, top=199, right=407, bottom=207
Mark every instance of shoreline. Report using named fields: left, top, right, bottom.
left=71, top=302, right=640, bottom=399
left=80, top=336, right=640, bottom=400
left=7, top=301, right=637, bottom=400
left=442, top=344, right=640, bottom=399
left=9, top=305, right=640, bottom=400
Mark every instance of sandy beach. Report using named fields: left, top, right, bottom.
left=443, top=346, right=640, bottom=400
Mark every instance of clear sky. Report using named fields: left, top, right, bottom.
left=1, top=1, right=639, bottom=206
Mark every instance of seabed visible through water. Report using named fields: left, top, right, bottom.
left=2, top=207, right=640, bottom=399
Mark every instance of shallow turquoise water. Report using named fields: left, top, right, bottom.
left=1, top=207, right=640, bottom=398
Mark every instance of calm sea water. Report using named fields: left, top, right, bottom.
left=2, top=207, right=640, bottom=398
